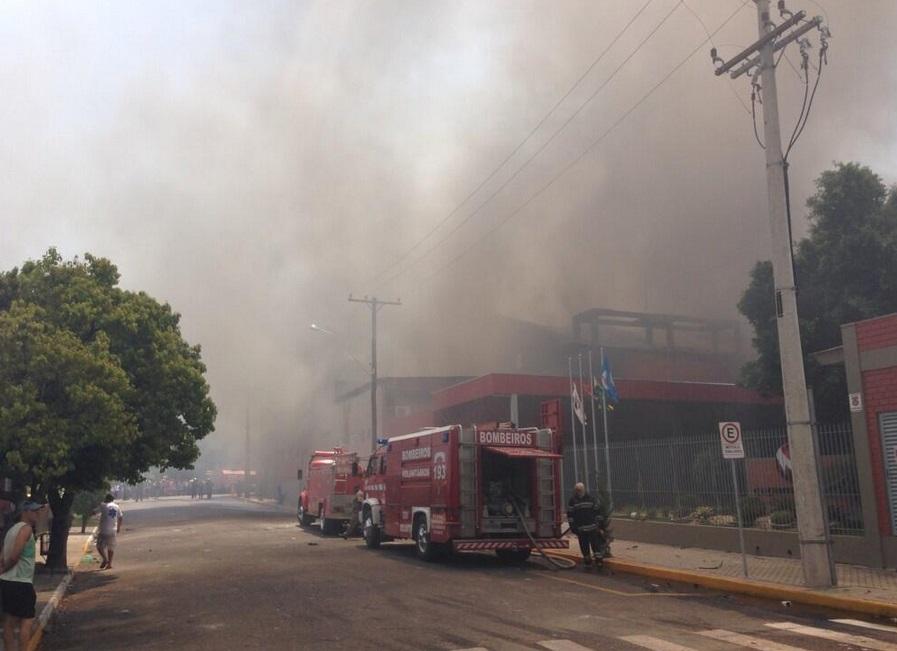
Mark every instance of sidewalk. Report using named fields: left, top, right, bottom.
left=550, top=535, right=897, bottom=617
left=0, top=528, right=94, bottom=651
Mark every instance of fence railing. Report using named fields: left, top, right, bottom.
left=564, top=422, right=864, bottom=536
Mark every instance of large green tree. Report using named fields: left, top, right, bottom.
left=739, top=162, right=897, bottom=419
left=0, top=250, right=216, bottom=567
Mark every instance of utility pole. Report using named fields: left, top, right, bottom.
left=713, top=1, right=834, bottom=586
left=244, top=406, right=251, bottom=498
left=348, top=295, right=401, bottom=451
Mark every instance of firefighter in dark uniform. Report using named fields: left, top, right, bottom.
left=342, top=490, right=364, bottom=539
left=567, top=482, right=602, bottom=568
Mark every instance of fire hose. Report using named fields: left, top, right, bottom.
left=509, top=496, right=576, bottom=571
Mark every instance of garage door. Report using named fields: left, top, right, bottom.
left=881, top=412, right=897, bottom=535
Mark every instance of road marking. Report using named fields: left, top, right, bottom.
left=766, top=622, right=897, bottom=650
left=699, top=628, right=807, bottom=651
left=453, top=648, right=489, bottom=651
left=541, top=574, right=697, bottom=598
left=537, top=640, right=593, bottom=651
left=832, top=619, right=897, bottom=635
left=620, top=634, right=698, bottom=650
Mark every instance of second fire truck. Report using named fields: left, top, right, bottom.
left=297, top=447, right=365, bottom=535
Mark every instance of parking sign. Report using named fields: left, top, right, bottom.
left=719, top=421, right=745, bottom=459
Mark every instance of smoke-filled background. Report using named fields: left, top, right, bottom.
left=1, top=1, right=895, bottom=474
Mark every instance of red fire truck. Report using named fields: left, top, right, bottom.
left=297, top=448, right=365, bottom=535
left=360, top=425, right=568, bottom=562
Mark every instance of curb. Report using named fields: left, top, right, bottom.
left=545, top=550, right=897, bottom=618
left=24, top=527, right=97, bottom=651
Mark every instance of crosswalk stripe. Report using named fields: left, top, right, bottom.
left=766, top=622, right=897, bottom=650
left=832, top=619, right=897, bottom=635
left=537, top=640, right=593, bottom=651
left=620, top=634, right=698, bottom=651
left=699, top=628, right=807, bottom=651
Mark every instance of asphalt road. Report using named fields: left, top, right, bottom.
left=45, top=497, right=897, bottom=651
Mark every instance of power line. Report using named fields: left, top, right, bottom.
left=379, top=0, right=686, bottom=289
left=682, top=0, right=751, bottom=115
left=370, top=0, right=657, bottom=287
left=405, top=1, right=749, bottom=292
left=785, top=43, right=826, bottom=159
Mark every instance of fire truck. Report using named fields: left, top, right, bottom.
left=360, top=425, right=568, bottom=562
left=297, top=448, right=365, bottom=535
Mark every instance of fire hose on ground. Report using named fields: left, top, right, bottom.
left=510, top=496, right=576, bottom=571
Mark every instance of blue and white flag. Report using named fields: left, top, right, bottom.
left=600, top=355, right=620, bottom=405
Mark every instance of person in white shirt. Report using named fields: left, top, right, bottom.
left=96, top=494, right=123, bottom=570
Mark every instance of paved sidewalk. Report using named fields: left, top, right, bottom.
left=551, top=534, right=897, bottom=616
left=608, top=537, right=897, bottom=601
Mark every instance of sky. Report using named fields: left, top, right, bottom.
left=2, top=0, right=895, bottom=465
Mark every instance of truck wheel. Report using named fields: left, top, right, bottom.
left=297, top=504, right=313, bottom=527
left=496, top=548, right=532, bottom=564
left=322, top=518, right=340, bottom=535
left=414, top=519, right=439, bottom=562
left=363, top=514, right=381, bottom=549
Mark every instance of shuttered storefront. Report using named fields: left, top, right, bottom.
left=880, top=412, right=897, bottom=535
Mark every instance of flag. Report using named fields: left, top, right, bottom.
left=592, top=376, right=614, bottom=411
left=600, top=355, right=620, bottom=404
left=571, top=382, right=587, bottom=425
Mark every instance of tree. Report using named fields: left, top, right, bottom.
left=739, top=162, right=897, bottom=420
left=0, top=250, right=216, bottom=568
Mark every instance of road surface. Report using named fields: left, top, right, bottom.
left=45, top=497, right=897, bottom=650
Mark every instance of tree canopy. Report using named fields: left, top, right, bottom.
left=739, top=162, right=897, bottom=419
left=0, top=250, right=216, bottom=565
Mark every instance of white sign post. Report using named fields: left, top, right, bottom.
left=719, top=421, right=748, bottom=578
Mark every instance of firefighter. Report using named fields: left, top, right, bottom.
left=342, top=490, right=364, bottom=539
left=567, top=482, right=602, bottom=569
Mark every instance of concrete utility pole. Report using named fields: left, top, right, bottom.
left=713, top=1, right=834, bottom=586
left=244, top=407, right=251, bottom=498
left=348, top=295, right=401, bottom=451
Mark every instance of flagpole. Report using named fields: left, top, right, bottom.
left=588, top=349, right=600, bottom=493
left=578, top=353, right=590, bottom=494
left=568, top=356, right=579, bottom=485
left=601, top=346, right=613, bottom=503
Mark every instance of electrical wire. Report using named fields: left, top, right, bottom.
left=378, top=0, right=687, bottom=290
left=404, top=1, right=750, bottom=291
left=785, top=52, right=811, bottom=158
left=682, top=0, right=751, bottom=115
left=370, top=0, right=657, bottom=286
left=785, top=46, right=825, bottom=160
left=751, top=88, right=765, bottom=150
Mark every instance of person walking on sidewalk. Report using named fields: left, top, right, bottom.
left=567, top=483, right=602, bottom=569
left=97, top=493, right=123, bottom=570
left=0, top=500, right=45, bottom=651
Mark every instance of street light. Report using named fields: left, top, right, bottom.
left=308, top=323, right=370, bottom=374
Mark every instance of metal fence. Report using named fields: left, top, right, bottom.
left=565, top=422, right=864, bottom=536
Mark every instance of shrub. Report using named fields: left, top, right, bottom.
left=689, top=506, right=715, bottom=524
left=770, top=509, right=796, bottom=527
left=740, top=495, right=768, bottom=525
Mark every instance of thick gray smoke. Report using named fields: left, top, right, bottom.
left=1, top=0, right=895, bottom=473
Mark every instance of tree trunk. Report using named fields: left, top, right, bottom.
left=46, top=489, right=75, bottom=571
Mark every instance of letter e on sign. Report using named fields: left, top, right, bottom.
left=719, top=421, right=745, bottom=459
